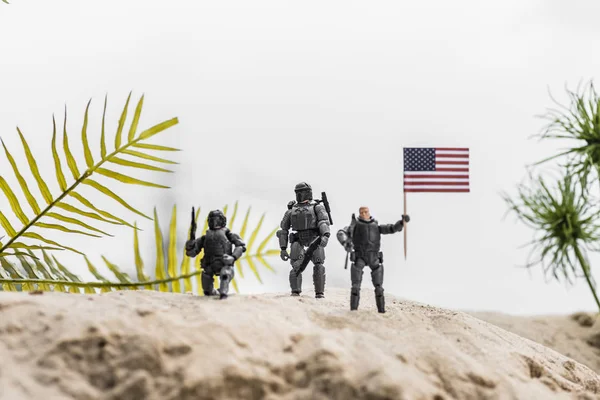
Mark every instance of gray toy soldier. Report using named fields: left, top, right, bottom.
left=276, top=182, right=333, bottom=298
left=185, top=209, right=246, bottom=299
left=337, top=206, right=410, bottom=313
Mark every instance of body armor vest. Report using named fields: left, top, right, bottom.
left=352, top=219, right=381, bottom=253
left=290, top=203, right=318, bottom=232
left=203, top=229, right=232, bottom=258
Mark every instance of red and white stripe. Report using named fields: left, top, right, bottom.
left=404, top=148, right=469, bottom=193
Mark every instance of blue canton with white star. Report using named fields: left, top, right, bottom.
left=404, top=148, right=435, bottom=171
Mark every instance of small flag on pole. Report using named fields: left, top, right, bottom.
left=403, top=147, right=470, bottom=192
left=401, top=147, right=470, bottom=259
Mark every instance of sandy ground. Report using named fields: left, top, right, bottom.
left=1, top=288, right=600, bottom=400
left=470, top=310, right=600, bottom=376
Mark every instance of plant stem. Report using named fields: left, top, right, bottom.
left=0, top=269, right=203, bottom=289
left=573, top=244, right=600, bottom=313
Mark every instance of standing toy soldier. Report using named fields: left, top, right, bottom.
left=336, top=206, right=410, bottom=313
left=276, top=182, right=333, bottom=298
left=185, top=209, right=246, bottom=299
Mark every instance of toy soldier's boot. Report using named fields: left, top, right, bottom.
left=289, top=266, right=302, bottom=296
left=201, top=270, right=217, bottom=296
left=372, top=264, right=385, bottom=313
left=375, top=288, right=385, bottom=313
left=350, top=262, right=363, bottom=310
left=350, top=288, right=360, bottom=310
left=219, top=265, right=234, bottom=300
left=313, top=263, right=325, bottom=298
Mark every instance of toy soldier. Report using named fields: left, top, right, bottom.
left=185, top=209, right=246, bottom=299
left=336, top=206, right=410, bottom=313
left=276, top=182, right=333, bottom=298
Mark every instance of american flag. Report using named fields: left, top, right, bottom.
left=403, top=147, right=470, bottom=193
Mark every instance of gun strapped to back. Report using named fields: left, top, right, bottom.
left=190, top=207, right=197, bottom=241
left=318, top=191, right=333, bottom=225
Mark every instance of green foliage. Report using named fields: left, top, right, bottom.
left=534, top=81, right=600, bottom=189
left=0, top=93, right=279, bottom=294
left=503, top=173, right=600, bottom=284
left=506, top=80, right=600, bottom=312
left=0, top=92, right=179, bottom=259
left=135, top=201, right=279, bottom=295
left=0, top=202, right=279, bottom=294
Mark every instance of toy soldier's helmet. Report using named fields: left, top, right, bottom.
left=207, top=210, right=227, bottom=230
left=294, top=182, right=313, bottom=203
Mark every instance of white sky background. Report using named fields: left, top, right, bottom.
left=1, top=0, right=600, bottom=315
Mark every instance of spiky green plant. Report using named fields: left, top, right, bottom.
left=534, top=80, right=600, bottom=191
left=502, top=170, right=600, bottom=312
left=0, top=92, right=178, bottom=260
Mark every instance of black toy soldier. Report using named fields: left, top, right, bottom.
left=276, top=182, right=332, bottom=298
left=337, top=206, right=410, bottom=313
left=185, top=210, right=246, bottom=299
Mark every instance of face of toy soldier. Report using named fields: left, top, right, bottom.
left=359, top=207, right=371, bottom=221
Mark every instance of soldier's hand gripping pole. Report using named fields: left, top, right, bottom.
left=190, top=207, right=197, bottom=241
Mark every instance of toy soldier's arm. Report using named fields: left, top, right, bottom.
left=185, top=235, right=205, bottom=257
left=226, top=230, right=247, bottom=260
left=276, top=209, right=292, bottom=250
left=336, top=225, right=353, bottom=251
left=314, top=203, right=331, bottom=246
left=379, top=215, right=411, bottom=234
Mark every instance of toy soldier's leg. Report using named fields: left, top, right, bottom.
left=350, top=258, right=365, bottom=310
left=369, top=254, right=385, bottom=313
left=311, top=245, right=326, bottom=298
left=218, top=264, right=235, bottom=299
left=289, top=242, right=304, bottom=295
left=201, top=264, right=218, bottom=296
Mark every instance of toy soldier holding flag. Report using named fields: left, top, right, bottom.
left=336, top=207, right=409, bottom=313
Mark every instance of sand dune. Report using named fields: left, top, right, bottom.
left=0, top=288, right=599, bottom=400
left=470, top=310, right=600, bottom=377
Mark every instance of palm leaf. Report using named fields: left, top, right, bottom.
left=0, top=93, right=179, bottom=266
left=153, top=207, right=168, bottom=291
left=167, top=205, right=180, bottom=293
left=84, top=256, right=112, bottom=293
left=101, top=256, right=135, bottom=289
left=0, top=203, right=280, bottom=295
left=133, top=222, right=152, bottom=290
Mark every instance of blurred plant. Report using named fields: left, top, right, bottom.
left=96, top=201, right=279, bottom=295
left=502, top=171, right=600, bottom=312
left=0, top=202, right=280, bottom=294
left=0, top=92, right=181, bottom=288
left=533, top=80, right=600, bottom=192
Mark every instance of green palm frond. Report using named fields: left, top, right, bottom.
left=0, top=202, right=281, bottom=294
left=127, top=202, right=280, bottom=295
left=0, top=93, right=179, bottom=262
left=502, top=170, right=600, bottom=311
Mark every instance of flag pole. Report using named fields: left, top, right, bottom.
left=403, top=191, right=407, bottom=260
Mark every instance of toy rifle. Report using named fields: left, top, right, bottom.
left=295, top=235, right=323, bottom=277
left=344, top=250, right=349, bottom=270
left=190, top=207, right=197, bottom=241
left=318, top=191, right=333, bottom=225
left=312, top=191, right=333, bottom=225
